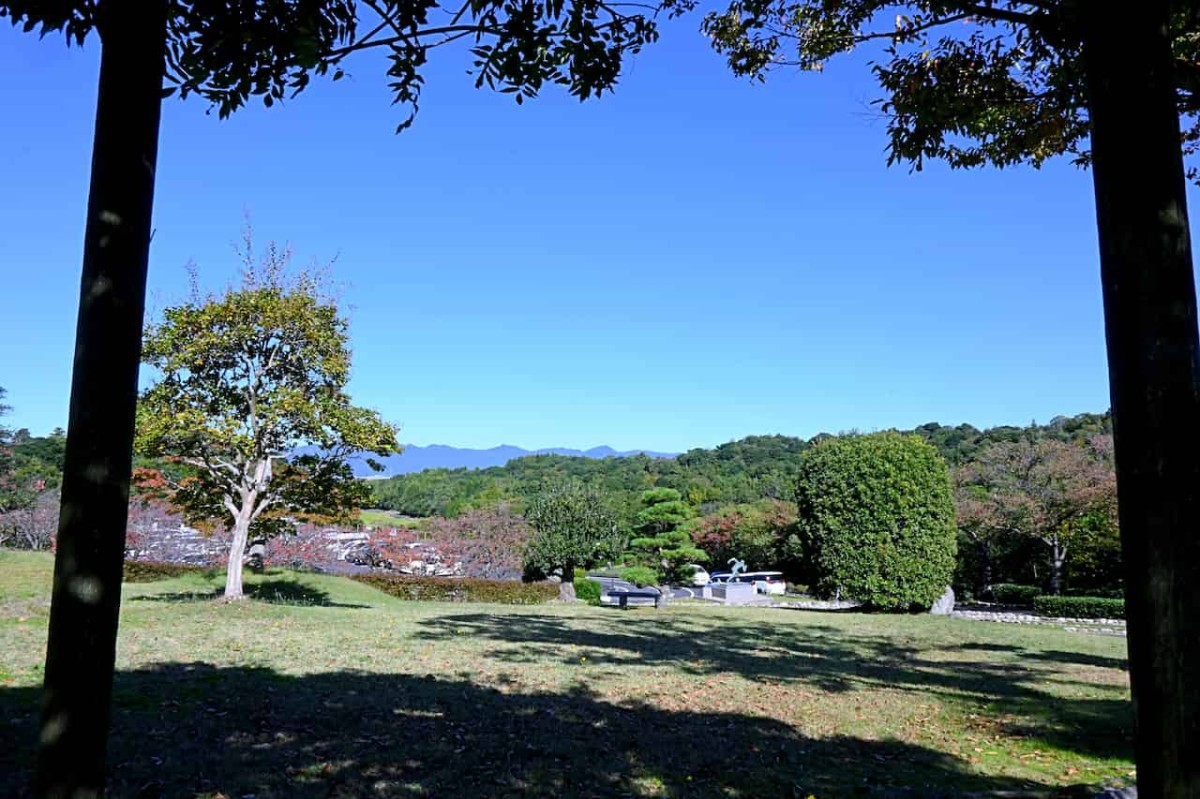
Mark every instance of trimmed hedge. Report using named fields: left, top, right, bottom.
left=354, top=574, right=558, bottom=604
left=1065, top=587, right=1124, bottom=599
left=990, top=583, right=1042, bottom=605
left=123, top=560, right=209, bottom=583
left=1034, top=595, right=1125, bottom=620
left=795, top=432, right=957, bottom=611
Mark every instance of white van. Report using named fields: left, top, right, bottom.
left=683, top=564, right=711, bottom=587
left=732, top=571, right=786, bottom=595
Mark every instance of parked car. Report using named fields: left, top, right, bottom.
left=732, top=571, right=787, bottom=595
left=707, top=571, right=731, bottom=584
left=682, top=564, right=710, bottom=587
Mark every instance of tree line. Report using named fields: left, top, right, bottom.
left=3, top=397, right=1118, bottom=599
left=352, top=412, right=1120, bottom=599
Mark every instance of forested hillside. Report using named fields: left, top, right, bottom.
left=370, top=413, right=1113, bottom=523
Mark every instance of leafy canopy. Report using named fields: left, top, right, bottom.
left=678, top=0, right=1200, bottom=179
left=135, top=243, right=398, bottom=540
left=2, top=0, right=659, bottom=131
left=524, top=481, right=623, bottom=576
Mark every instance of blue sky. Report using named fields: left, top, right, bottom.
left=2, top=20, right=1194, bottom=452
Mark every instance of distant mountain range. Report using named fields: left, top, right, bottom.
left=341, top=444, right=677, bottom=478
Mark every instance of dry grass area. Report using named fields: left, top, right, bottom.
left=0, top=551, right=1133, bottom=798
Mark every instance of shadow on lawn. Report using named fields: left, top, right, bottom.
left=132, top=579, right=370, bottom=608
left=2, top=662, right=1068, bottom=799
left=412, top=612, right=1133, bottom=762
left=959, top=642, right=1128, bottom=672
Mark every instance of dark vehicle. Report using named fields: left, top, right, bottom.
left=585, top=574, right=663, bottom=607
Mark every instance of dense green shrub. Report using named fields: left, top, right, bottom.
left=573, top=568, right=601, bottom=604
left=573, top=578, right=602, bottom=605
left=353, top=574, right=557, bottom=604
left=990, top=583, right=1042, bottom=605
left=795, top=432, right=957, bottom=611
left=1033, top=595, right=1125, bottom=619
left=122, top=560, right=208, bottom=583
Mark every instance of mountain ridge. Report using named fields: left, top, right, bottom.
left=346, top=443, right=677, bottom=477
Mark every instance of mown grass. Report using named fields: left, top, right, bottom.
left=359, top=508, right=422, bottom=529
left=0, top=551, right=1133, bottom=798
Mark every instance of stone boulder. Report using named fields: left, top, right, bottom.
left=928, top=586, right=955, bottom=615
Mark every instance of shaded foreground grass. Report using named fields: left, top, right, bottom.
left=0, top=551, right=1133, bottom=797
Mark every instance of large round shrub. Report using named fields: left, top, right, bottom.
left=795, top=432, right=957, bottom=610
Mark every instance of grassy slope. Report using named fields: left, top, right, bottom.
left=0, top=551, right=1132, bottom=798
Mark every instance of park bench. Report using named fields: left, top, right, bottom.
left=607, top=590, right=662, bottom=609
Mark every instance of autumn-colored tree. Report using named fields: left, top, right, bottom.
left=689, top=499, right=794, bottom=571
left=955, top=436, right=1117, bottom=596
left=424, top=505, right=532, bottom=580
left=135, top=239, right=399, bottom=601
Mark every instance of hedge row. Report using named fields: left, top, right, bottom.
left=1033, top=595, right=1125, bottom=620
left=990, top=583, right=1041, bottom=605
left=354, top=574, right=558, bottom=604
left=123, top=560, right=210, bottom=583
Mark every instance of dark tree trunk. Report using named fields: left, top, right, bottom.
left=1047, top=536, right=1066, bottom=597
left=33, top=1, right=166, bottom=796
left=1082, top=3, right=1200, bottom=796
left=978, top=539, right=993, bottom=595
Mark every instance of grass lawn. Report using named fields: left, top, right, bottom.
left=0, top=551, right=1133, bottom=798
left=358, top=509, right=423, bottom=529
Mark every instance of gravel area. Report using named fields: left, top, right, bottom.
left=950, top=607, right=1126, bottom=636
left=770, top=597, right=1126, bottom=636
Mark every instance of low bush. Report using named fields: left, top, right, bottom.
left=1033, top=595, right=1125, bottom=620
left=122, top=560, right=209, bottom=583
left=573, top=578, right=602, bottom=606
left=990, top=583, right=1042, bottom=605
left=353, top=574, right=557, bottom=604
left=573, top=568, right=603, bottom=605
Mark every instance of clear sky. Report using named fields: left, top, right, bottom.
left=2, top=20, right=1195, bottom=452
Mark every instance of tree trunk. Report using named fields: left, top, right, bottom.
left=1048, top=538, right=1065, bottom=597
left=558, top=558, right=577, bottom=602
left=33, top=1, right=166, bottom=796
left=978, top=539, right=993, bottom=596
left=225, top=512, right=253, bottom=600
left=1082, top=3, right=1200, bottom=796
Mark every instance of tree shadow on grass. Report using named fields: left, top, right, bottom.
left=958, top=642, right=1128, bottom=671
left=132, top=580, right=370, bottom=608
left=411, top=612, right=1133, bottom=762
left=3, top=662, right=1070, bottom=799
